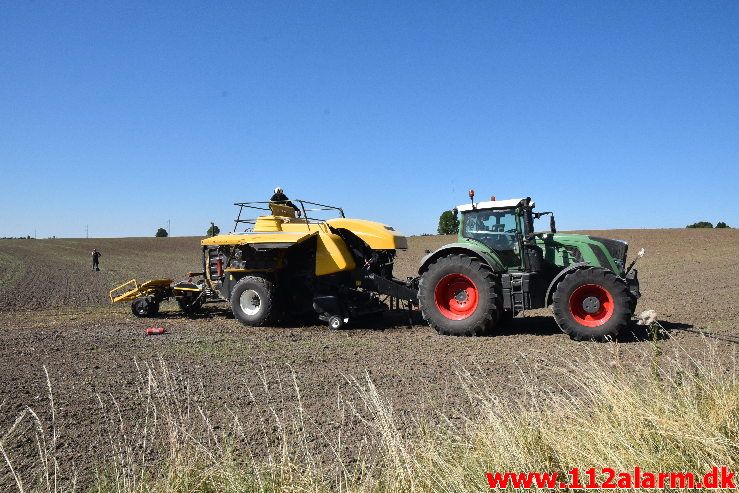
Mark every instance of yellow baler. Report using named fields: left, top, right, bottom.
left=200, top=200, right=416, bottom=329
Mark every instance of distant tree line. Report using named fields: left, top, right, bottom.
left=686, top=221, right=730, bottom=229
left=1, top=235, right=35, bottom=240
left=153, top=224, right=223, bottom=237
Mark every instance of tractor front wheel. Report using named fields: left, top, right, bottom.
left=230, top=275, right=278, bottom=327
left=418, top=254, right=500, bottom=336
left=552, top=267, right=632, bottom=341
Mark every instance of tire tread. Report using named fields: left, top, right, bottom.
left=418, top=254, right=499, bottom=336
left=230, top=274, right=278, bottom=326
left=552, top=267, right=631, bottom=341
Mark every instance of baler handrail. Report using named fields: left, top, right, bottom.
left=294, top=199, right=345, bottom=218
left=233, top=199, right=344, bottom=216
left=232, top=199, right=345, bottom=232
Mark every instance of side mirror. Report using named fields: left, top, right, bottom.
left=452, top=207, right=458, bottom=218
left=550, top=215, right=557, bottom=234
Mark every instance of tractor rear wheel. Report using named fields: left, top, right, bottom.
left=230, top=275, right=278, bottom=326
left=418, top=254, right=499, bottom=336
left=552, top=267, right=632, bottom=341
left=132, top=297, right=157, bottom=317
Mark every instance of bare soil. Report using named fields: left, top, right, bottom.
left=0, top=229, right=737, bottom=489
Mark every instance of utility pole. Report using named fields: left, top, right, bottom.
left=86, top=224, right=89, bottom=239
left=167, top=219, right=171, bottom=237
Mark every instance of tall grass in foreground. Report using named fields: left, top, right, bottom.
left=1, top=334, right=737, bottom=492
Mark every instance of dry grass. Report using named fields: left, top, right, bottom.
left=1, top=325, right=737, bottom=492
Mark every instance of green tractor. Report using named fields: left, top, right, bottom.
left=417, top=192, right=643, bottom=340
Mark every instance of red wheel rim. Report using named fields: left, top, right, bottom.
left=568, top=284, right=614, bottom=327
left=434, top=274, right=479, bottom=320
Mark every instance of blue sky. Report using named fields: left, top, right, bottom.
left=1, top=1, right=737, bottom=238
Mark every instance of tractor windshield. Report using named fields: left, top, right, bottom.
left=461, top=208, right=521, bottom=268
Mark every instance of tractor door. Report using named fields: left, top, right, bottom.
left=461, top=208, right=523, bottom=269
left=521, top=207, right=545, bottom=272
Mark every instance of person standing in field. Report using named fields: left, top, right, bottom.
left=270, top=187, right=302, bottom=216
left=92, top=248, right=102, bottom=271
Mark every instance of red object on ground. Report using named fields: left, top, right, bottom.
left=146, top=328, right=166, bottom=335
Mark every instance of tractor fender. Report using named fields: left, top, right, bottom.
left=544, top=262, right=590, bottom=306
left=419, top=243, right=506, bottom=274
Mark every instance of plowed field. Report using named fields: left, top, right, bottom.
left=0, top=229, right=737, bottom=489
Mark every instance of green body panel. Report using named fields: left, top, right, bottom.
left=534, top=233, right=622, bottom=274
left=453, top=232, right=621, bottom=274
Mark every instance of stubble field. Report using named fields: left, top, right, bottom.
left=0, top=229, right=737, bottom=490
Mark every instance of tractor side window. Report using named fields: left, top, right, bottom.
left=462, top=209, right=521, bottom=268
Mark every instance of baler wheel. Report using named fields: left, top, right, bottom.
left=552, top=267, right=631, bottom=341
left=230, top=275, right=278, bottom=327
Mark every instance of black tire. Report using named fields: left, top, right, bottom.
left=230, top=275, right=278, bottom=326
left=328, top=315, right=344, bottom=330
left=418, top=254, right=499, bottom=336
left=552, top=267, right=632, bottom=341
left=132, top=297, right=155, bottom=317
left=177, top=293, right=204, bottom=314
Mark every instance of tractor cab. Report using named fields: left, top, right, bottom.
left=455, top=194, right=547, bottom=272
left=457, top=198, right=526, bottom=268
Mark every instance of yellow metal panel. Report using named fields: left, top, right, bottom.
left=201, top=231, right=315, bottom=246
left=325, top=218, right=408, bottom=250
left=253, top=215, right=328, bottom=233
left=315, top=233, right=356, bottom=276
left=254, top=216, right=283, bottom=232
left=280, top=221, right=329, bottom=234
